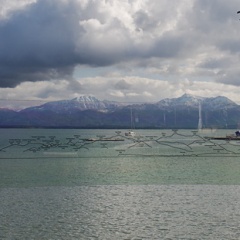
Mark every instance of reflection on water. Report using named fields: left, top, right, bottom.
left=2, top=156, right=240, bottom=188
left=1, top=185, right=240, bottom=239
left=1, top=129, right=240, bottom=239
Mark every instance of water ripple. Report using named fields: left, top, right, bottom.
left=1, top=185, right=240, bottom=239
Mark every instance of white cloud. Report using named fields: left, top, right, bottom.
left=1, top=0, right=240, bottom=104
left=0, top=0, right=36, bottom=20
left=3, top=75, right=240, bottom=110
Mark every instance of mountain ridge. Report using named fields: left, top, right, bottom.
left=18, top=94, right=239, bottom=113
left=0, top=94, right=239, bottom=129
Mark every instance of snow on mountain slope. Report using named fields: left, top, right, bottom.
left=156, top=94, right=236, bottom=110
left=20, top=94, right=238, bottom=114
left=21, top=95, right=122, bottom=113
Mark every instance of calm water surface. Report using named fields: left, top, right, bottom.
left=1, top=129, right=240, bottom=239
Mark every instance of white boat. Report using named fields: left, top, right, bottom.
left=125, top=130, right=136, bottom=137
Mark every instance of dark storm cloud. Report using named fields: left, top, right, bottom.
left=0, top=0, right=192, bottom=88
left=1, top=0, right=240, bottom=89
left=0, top=0, right=138, bottom=87
left=0, top=0, right=126, bottom=85
left=0, top=0, right=82, bottom=87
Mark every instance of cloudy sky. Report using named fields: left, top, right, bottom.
left=1, top=0, right=240, bottom=108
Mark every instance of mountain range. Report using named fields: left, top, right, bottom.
left=1, top=94, right=240, bottom=129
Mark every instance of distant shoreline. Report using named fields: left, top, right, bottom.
left=0, top=126, right=236, bottom=130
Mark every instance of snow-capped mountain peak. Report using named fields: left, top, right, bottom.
left=73, top=95, right=99, bottom=103
left=157, top=94, right=203, bottom=108
left=20, top=94, right=238, bottom=114
left=156, top=93, right=236, bottom=110
left=71, top=95, right=105, bottom=110
left=2, top=94, right=239, bottom=128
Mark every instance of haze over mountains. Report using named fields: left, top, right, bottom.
left=0, top=94, right=240, bottom=129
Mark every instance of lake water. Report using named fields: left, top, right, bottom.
left=1, top=129, right=240, bottom=239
